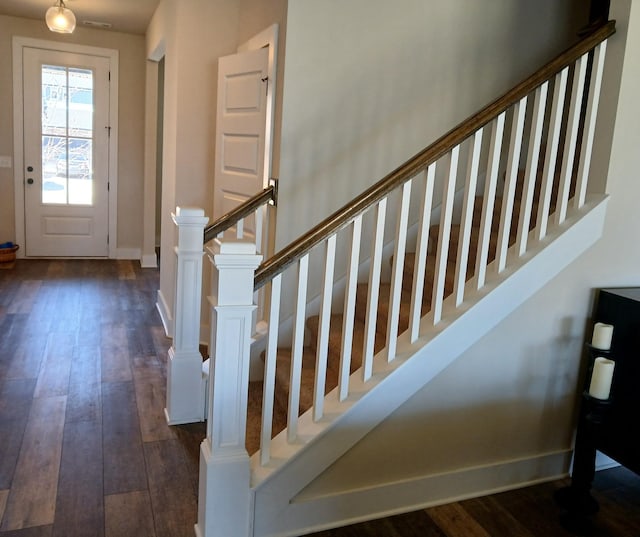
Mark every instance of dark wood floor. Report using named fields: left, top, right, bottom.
left=0, top=259, right=638, bottom=537
left=0, top=259, right=206, bottom=537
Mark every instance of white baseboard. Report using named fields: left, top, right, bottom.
left=266, top=450, right=572, bottom=537
left=140, top=252, right=158, bottom=268
left=115, top=247, right=142, bottom=260
left=157, top=289, right=173, bottom=338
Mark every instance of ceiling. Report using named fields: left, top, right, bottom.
left=0, top=0, right=161, bottom=35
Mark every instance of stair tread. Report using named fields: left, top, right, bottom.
left=306, top=313, right=368, bottom=371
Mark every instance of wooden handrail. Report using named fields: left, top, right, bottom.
left=253, top=21, right=615, bottom=290
left=204, top=185, right=276, bottom=244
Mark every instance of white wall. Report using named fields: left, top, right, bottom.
left=298, top=0, right=638, bottom=504
left=276, top=0, right=587, bottom=250
left=147, top=0, right=241, bottom=323
left=0, top=15, right=145, bottom=254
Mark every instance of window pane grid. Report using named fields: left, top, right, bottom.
left=41, top=64, right=94, bottom=205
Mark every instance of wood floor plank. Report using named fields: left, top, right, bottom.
left=33, top=333, right=74, bottom=398
left=101, top=323, right=132, bottom=382
left=133, top=363, right=173, bottom=442
left=0, top=421, right=29, bottom=490
left=0, top=379, right=36, bottom=489
left=0, top=314, right=28, bottom=357
left=0, top=274, right=20, bottom=308
left=7, top=281, right=42, bottom=314
left=144, top=439, right=198, bottom=537
left=426, top=502, right=492, bottom=537
left=0, top=525, right=54, bottom=537
left=117, top=260, right=136, bottom=281
left=102, top=381, right=147, bottom=495
left=47, top=282, right=82, bottom=334
left=0, top=489, right=8, bottom=523
left=52, top=419, right=104, bottom=537
left=65, top=345, right=102, bottom=424
left=45, top=261, right=66, bottom=278
left=460, top=494, right=537, bottom=537
left=588, top=491, right=640, bottom=536
left=494, top=482, right=576, bottom=536
left=0, top=378, right=36, bottom=422
left=0, top=395, right=66, bottom=531
left=309, top=509, right=448, bottom=537
left=150, top=325, right=171, bottom=357
left=381, top=510, right=448, bottom=536
left=3, top=335, right=48, bottom=380
left=75, top=303, right=102, bottom=347
left=24, top=282, right=58, bottom=335
left=128, top=324, right=160, bottom=359
left=105, top=491, right=156, bottom=537
left=171, top=423, right=206, bottom=496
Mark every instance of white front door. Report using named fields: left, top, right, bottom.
left=213, top=46, right=269, bottom=244
left=22, top=47, right=110, bottom=257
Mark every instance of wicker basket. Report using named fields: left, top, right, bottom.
left=0, top=244, right=19, bottom=263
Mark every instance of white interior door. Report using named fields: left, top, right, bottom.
left=22, top=47, right=110, bottom=257
left=214, top=46, right=269, bottom=243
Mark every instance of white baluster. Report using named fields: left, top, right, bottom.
left=339, top=215, right=362, bottom=400
left=432, top=147, right=459, bottom=325
left=196, top=240, right=262, bottom=537
left=575, top=42, right=608, bottom=209
left=496, top=96, right=527, bottom=273
left=165, top=207, right=209, bottom=425
left=253, top=205, right=267, bottom=329
left=386, top=180, right=412, bottom=361
left=537, top=67, right=569, bottom=240
left=556, top=54, right=588, bottom=225
left=255, top=205, right=265, bottom=254
left=314, top=235, right=336, bottom=419
left=476, top=113, right=505, bottom=290
left=288, top=254, right=309, bottom=442
left=363, top=199, right=386, bottom=381
left=454, top=130, right=483, bottom=306
left=260, top=274, right=282, bottom=465
left=517, top=82, right=548, bottom=256
left=409, top=165, right=435, bottom=343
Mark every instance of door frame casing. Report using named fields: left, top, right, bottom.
left=12, top=37, right=119, bottom=258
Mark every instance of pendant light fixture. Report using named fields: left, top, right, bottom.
left=46, top=0, right=76, bottom=34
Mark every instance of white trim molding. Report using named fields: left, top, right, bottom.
left=284, top=449, right=573, bottom=537
left=156, top=288, right=173, bottom=338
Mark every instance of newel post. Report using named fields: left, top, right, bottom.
left=195, top=240, right=262, bottom=537
left=165, top=207, right=209, bottom=425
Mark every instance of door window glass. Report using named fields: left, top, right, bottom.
left=41, top=65, right=94, bottom=205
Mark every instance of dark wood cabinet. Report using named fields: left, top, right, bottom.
left=590, top=287, right=640, bottom=474
left=556, top=288, right=640, bottom=526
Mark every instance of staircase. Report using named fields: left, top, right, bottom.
left=165, top=21, right=616, bottom=537
left=256, top=176, right=557, bottom=445
left=247, top=186, right=608, bottom=537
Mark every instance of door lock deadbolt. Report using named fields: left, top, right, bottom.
left=27, top=178, right=34, bottom=185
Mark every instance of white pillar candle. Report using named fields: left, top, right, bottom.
left=591, top=322, right=613, bottom=351
left=588, top=357, right=615, bottom=400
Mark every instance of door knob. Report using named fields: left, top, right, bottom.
left=27, top=178, right=34, bottom=185
left=27, top=166, right=33, bottom=172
